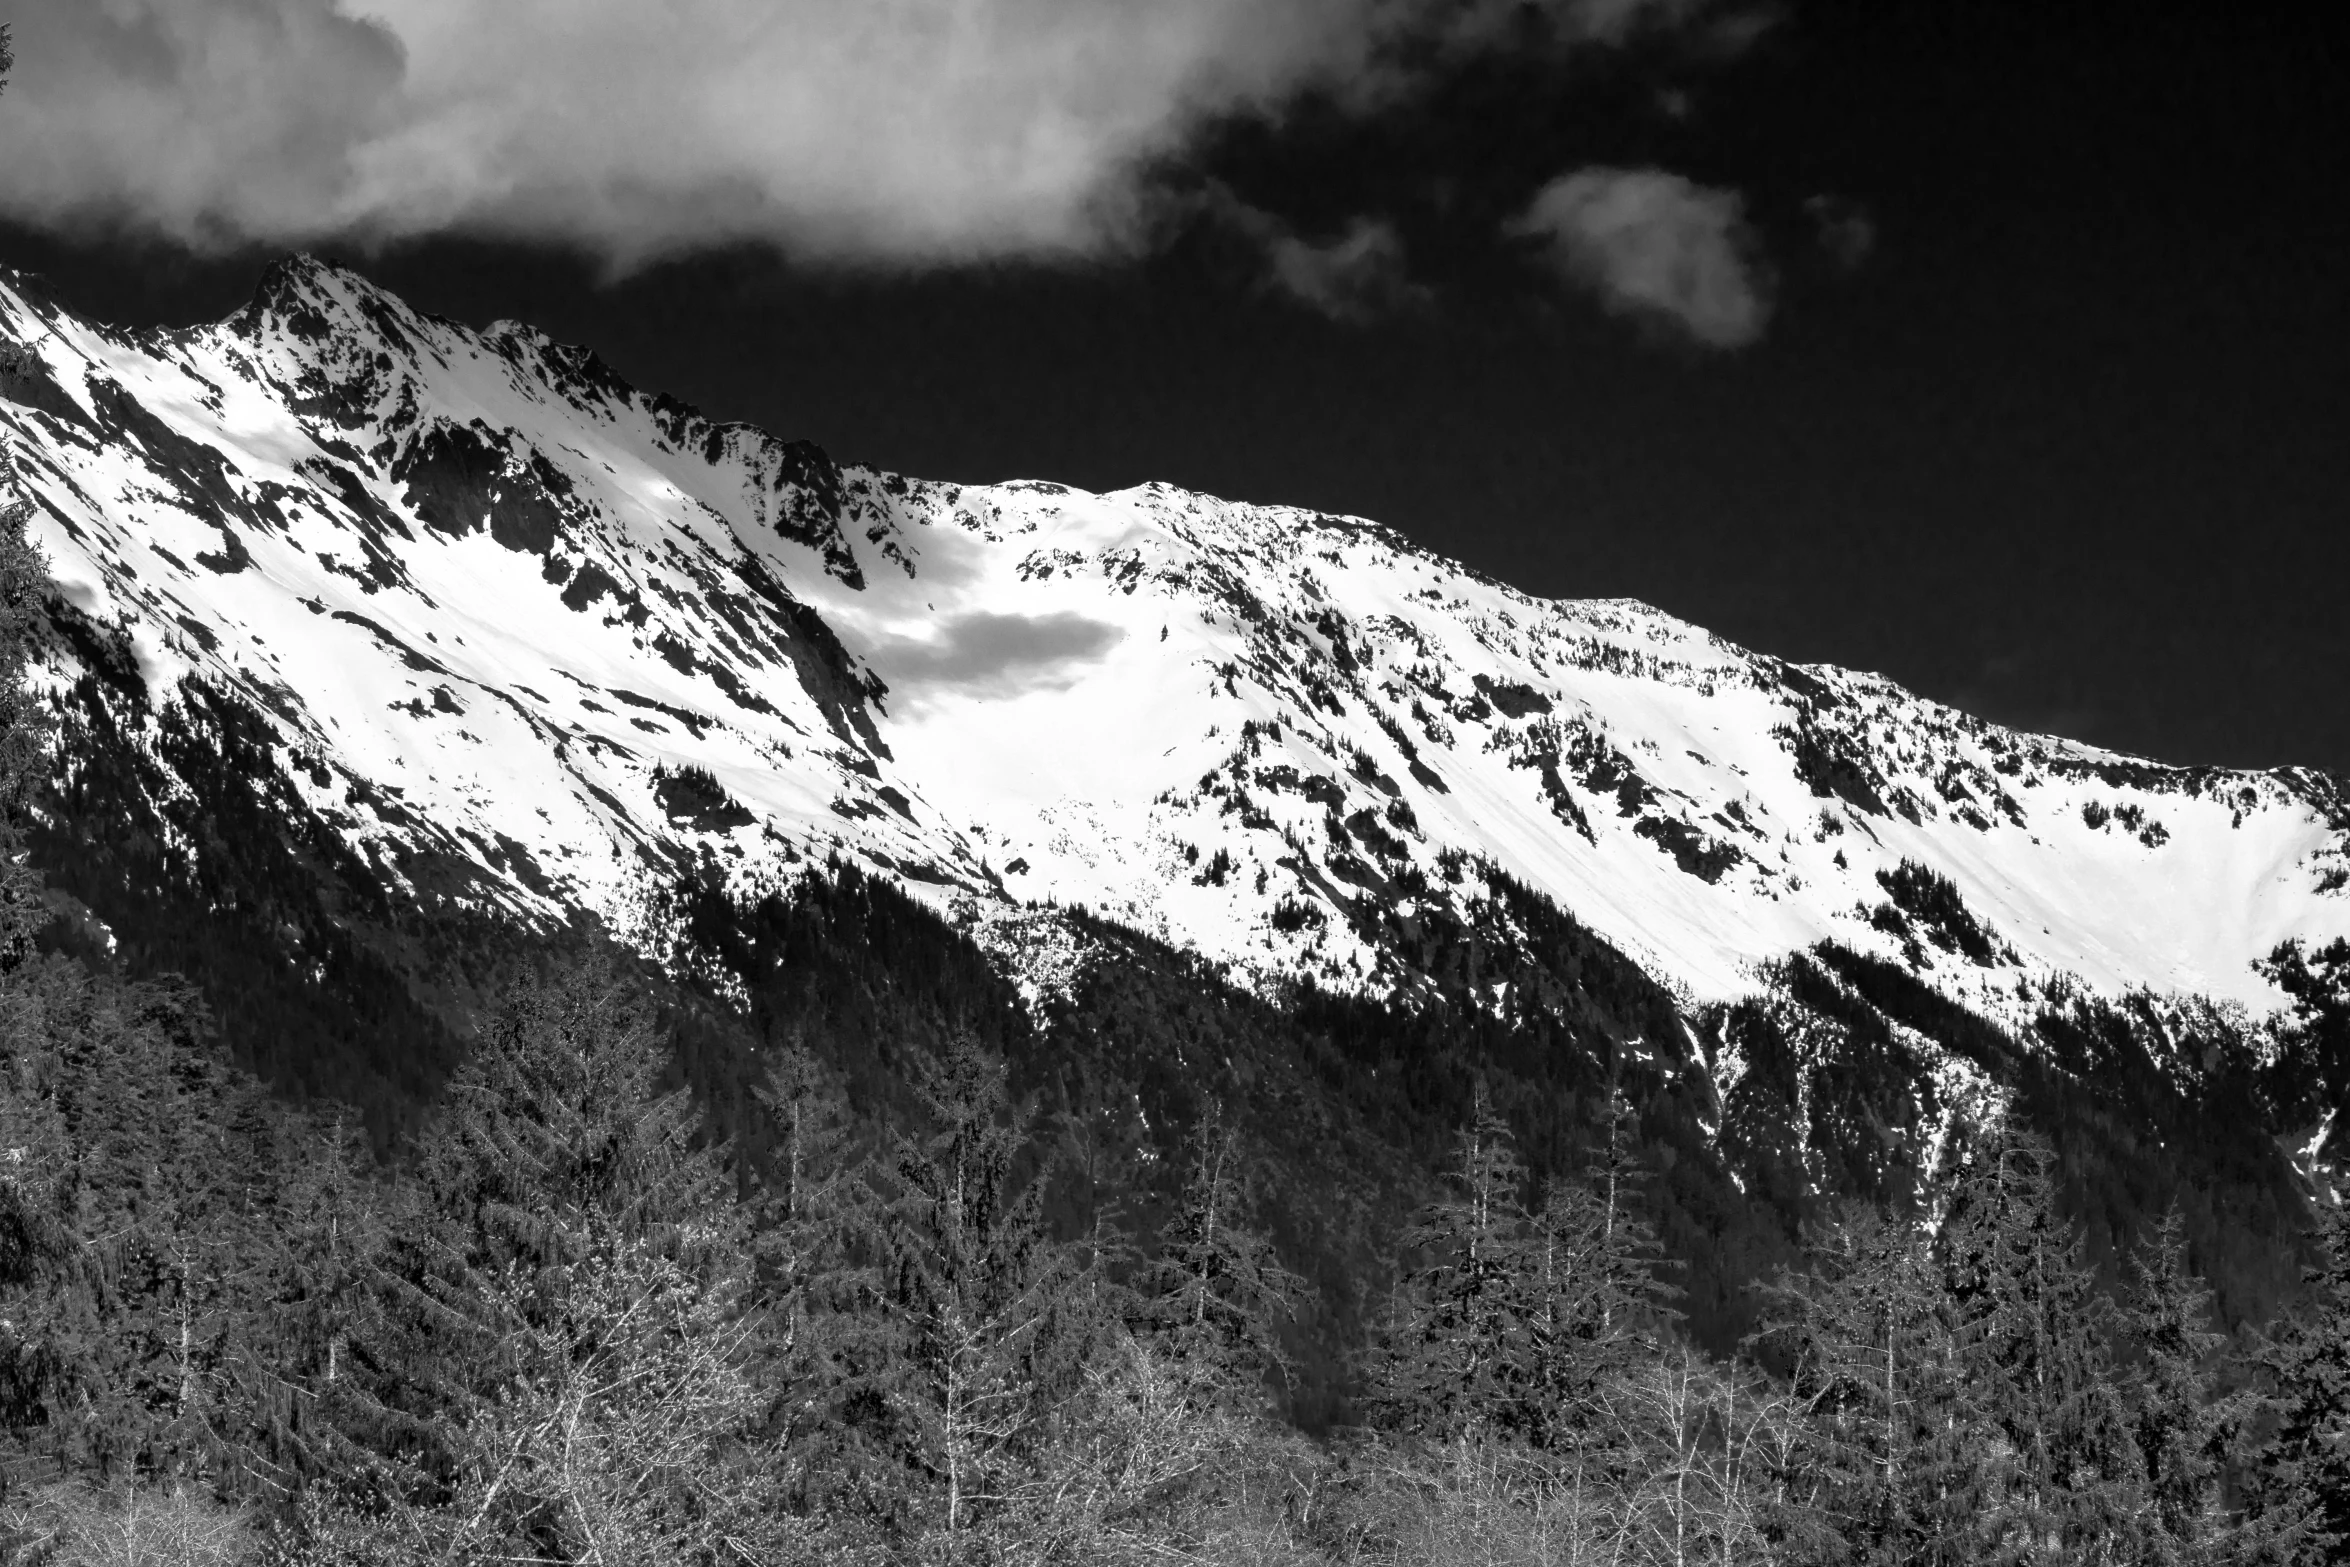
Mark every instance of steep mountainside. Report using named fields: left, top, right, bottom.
left=4, top=257, right=2346, bottom=1352
left=5, top=258, right=2341, bottom=1001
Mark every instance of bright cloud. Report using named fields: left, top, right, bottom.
left=0, top=0, right=1752, bottom=267
left=1513, top=166, right=1772, bottom=348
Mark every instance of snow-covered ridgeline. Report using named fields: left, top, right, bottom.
left=1, top=256, right=2343, bottom=1022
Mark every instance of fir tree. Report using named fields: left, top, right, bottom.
left=1939, top=1116, right=2148, bottom=1564
left=372, top=951, right=764, bottom=1563
left=1368, top=1090, right=1534, bottom=1442
left=2249, top=1196, right=2350, bottom=1566
left=1521, top=1084, right=1680, bottom=1449
left=874, top=1031, right=1088, bottom=1551
left=1759, top=1203, right=1980, bottom=1567
left=2123, top=1204, right=2261, bottom=1567
left=747, top=1029, right=889, bottom=1517
left=1136, top=1105, right=1306, bottom=1408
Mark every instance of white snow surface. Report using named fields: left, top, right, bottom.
left=3, top=258, right=2344, bottom=1016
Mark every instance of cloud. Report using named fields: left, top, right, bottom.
left=1266, top=220, right=1423, bottom=320
left=1382, top=0, right=1768, bottom=61
left=1201, top=187, right=1423, bottom=320
left=1805, top=194, right=1877, bottom=273
left=867, top=611, right=1124, bottom=698
left=0, top=1, right=407, bottom=248
left=1511, top=166, right=1771, bottom=348
left=0, top=0, right=1751, bottom=267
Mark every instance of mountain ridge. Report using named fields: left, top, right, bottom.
left=3, top=256, right=2346, bottom=1251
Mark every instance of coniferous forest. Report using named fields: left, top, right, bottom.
left=5, top=480, right=2350, bottom=1567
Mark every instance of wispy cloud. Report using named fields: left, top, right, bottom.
left=1805, top=194, right=1877, bottom=274
left=1512, top=166, right=1771, bottom=348
left=1200, top=187, right=1424, bottom=321
left=1266, top=219, right=1422, bottom=321
left=0, top=0, right=1759, bottom=268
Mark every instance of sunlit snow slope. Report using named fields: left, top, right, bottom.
left=3, top=258, right=2344, bottom=1021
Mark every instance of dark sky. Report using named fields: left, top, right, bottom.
left=4, top=0, right=2344, bottom=774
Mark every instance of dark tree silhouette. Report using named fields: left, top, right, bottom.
left=2122, top=1204, right=2266, bottom=1566
left=1366, top=1090, right=1534, bottom=1440
left=1759, top=1204, right=1972, bottom=1566
left=1138, top=1105, right=1306, bottom=1405
left=872, top=1033, right=1089, bottom=1548
left=2250, top=1197, right=2350, bottom=1566
left=1939, top=1119, right=2147, bottom=1563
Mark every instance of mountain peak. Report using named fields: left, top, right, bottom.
left=228, top=253, right=461, bottom=407
left=243, top=252, right=391, bottom=329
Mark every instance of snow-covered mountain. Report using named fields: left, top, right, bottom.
left=4, top=255, right=2345, bottom=1062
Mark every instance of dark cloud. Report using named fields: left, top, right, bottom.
left=868, top=611, right=1125, bottom=698
left=0, top=0, right=1756, bottom=267
left=0, top=0, right=404, bottom=246
left=1511, top=166, right=1771, bottom=348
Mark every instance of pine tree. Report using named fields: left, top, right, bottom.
left=2122, top=1204, right=2260, bottom=1566
left=228, top=1103, right=396, bottom=1488
left=747, top=1029, right=890, bottom=1518
left=1521, top=1084, right=1680, bottom=1449
left=0, top=969, right=92, bottom=1486
left=1136, top=1105, right=1306, bottom=1408
left=0, top=949, right=269, bottom=1486
left=1759, top=1203, right=1982, bottom=1567
left=371, top=951, right=765, bottom=1564
left=1368, top=1089, right=1534, bottom=1442
left=416, top=950, right=735, bottom=1262
left=0, top=494, right=50, bottom=973
left=1055, top=1078, right=1146, bottom=1324
left=1939, top=1115, right=2148, bottom=1564
left=127, top=1055, right=286, bottom=1485
left=2249, top=1196, right=2350, bottom=1566
left=873, top=1031, right=1089, bottom=1553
